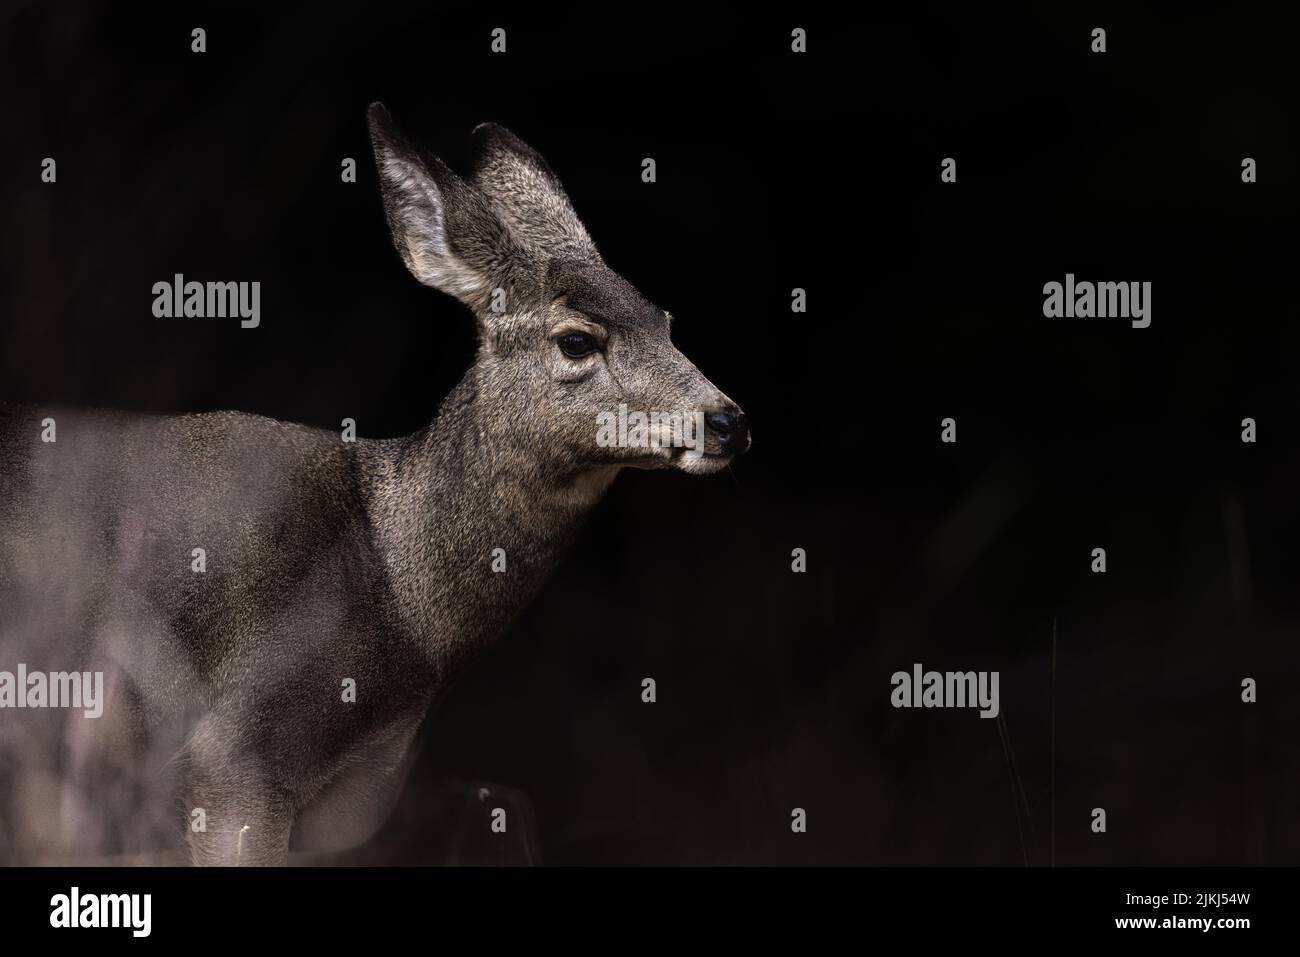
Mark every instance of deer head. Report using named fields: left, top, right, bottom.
left=367, top=103, right=749, bottom=483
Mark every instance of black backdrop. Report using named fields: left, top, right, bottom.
left=1, top=5, right=1296, bottom=865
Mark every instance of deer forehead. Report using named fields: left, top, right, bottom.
left=545, top=259, right=667, bottom=334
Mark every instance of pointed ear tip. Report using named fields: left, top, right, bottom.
left=473, top=121, right=522, bottom=146
left=367, top=102, right=396, bottom=136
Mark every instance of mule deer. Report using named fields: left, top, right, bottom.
left=0, top=103, right=749, bottom=865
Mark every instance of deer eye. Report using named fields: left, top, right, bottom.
left=557, top=332, right=598, bottom=359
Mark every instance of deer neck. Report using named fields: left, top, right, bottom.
left=362, top=370, right=616, bottom=677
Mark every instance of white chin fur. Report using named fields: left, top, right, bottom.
left=674, top=451, right=732, bottom=476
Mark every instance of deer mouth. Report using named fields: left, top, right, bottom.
left=672, top=445, right=734, bottom=476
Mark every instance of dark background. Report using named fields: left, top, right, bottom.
left=1, top=5, right=1296, bottom=865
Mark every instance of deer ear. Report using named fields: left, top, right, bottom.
left=470, top=122, right=600, bottom=263
left=368, top=103, right=526, bottom=309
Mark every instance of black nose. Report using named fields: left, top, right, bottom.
left=704, top=410, right=749, bottom=455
